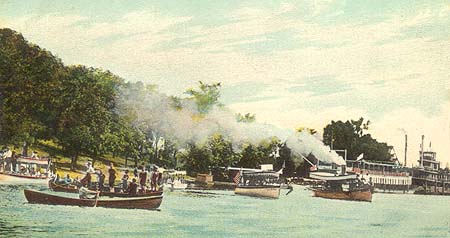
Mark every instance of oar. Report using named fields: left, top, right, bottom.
left=94, top=191, right=100, bottom=208
left=285, top=185, right=294, bottom=195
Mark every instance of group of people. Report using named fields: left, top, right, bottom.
left=74, top=162, right=163, bottom=195
left=0, top=147, right=47, bottom=176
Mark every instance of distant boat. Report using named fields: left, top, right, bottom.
left=310, top=172, right=373, bottom=202
left=48, top=180, right=163, bottom=197
left=24, top=189, right=163, bottom=210
left=167, top=179, right=188, bottom=191
left=235, top=183, right=281, bottom=199
left=0, top=157, right=50, bottom=182
left=411, top=137, right=450, bottom=195
left=162, top=170, right=188, bottom=191
left=234, top=170, right=284, bottom=199
left=346, top=159, right=412, bottom=194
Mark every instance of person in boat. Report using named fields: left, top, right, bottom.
left=31, top=151, right=39, bottom=159
left=11, top=150, right=17, bottom=173
left=53, top=173, right=61, bottom=183
left=63, top=174, right=73, bottom=185
left=78, top=185, right=99, bottom=199
left=133, top=167, right=138, bottom=178
left=128, top=178, right=138, bottom=196
left=80, top=161, right=95, bottom=187
left=139, top=167, right=148, bottom=193
left=121, top=170, right=129, bottom=192
left=96, top=170, right=105, bottom=191
left=150, top=167, right=158, bottom=192
left=108, top=162, right=117, bottom=192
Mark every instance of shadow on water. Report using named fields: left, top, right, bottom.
left=181, top=190, right=236, bottom=198
left=0, top=219, right=54, bottom=237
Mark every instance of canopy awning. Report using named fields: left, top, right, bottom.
left=309, top=172, right=357, bottom=181
left=17, top=158, right=48, bottom=165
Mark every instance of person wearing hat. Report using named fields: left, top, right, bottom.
left=138, top=167, right=148, bottom=193
left=80, top=161, right=94, bottom=187
left=108, top=162, right=117, bottom=192
left=121, top=170, right=130, bottom=192
left=128, top=178, right=138, bottom=195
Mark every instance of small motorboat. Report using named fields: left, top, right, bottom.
left=24, top=189, right=163, bottom=210
left=310, top=172, right=373, bottom=202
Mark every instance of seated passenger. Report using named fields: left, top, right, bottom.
left=79, top=186, right=98, bottom=199
left=128, top=178, right=138, bottom=196
left=64, top=174, right=73, bottom=184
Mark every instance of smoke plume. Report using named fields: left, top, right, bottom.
left=117, top=84, right=345, bottom=165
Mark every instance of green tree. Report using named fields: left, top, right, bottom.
left=323, top=118, right=393, bottom=161
left=55, top=66, right=123, bottom=169
left=180, top=143, right=211, bottom=176
left=0, top=28, right=65, bottom=154
left=236, top=113, right=256, bottom=123
left=185, top=81, right=222, bottom=114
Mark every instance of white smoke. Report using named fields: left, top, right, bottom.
left=286, top=131, right=346, bottom=165
left=117, top=83, right=344, bottom=165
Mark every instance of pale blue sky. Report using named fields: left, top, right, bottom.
left=1, top=0, right=449, bottom=164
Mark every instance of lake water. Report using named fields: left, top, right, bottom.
left=0, top=181, right=449, bottom=238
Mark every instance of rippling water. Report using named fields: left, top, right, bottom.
left=0, top=181, right=449, bottom=238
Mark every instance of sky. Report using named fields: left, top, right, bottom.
left=1, top=0, right=449, bottom=166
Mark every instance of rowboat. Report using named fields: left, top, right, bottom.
left=24, top=189, right=163, bottom=210
left=48, top=180, right=163, bottom=197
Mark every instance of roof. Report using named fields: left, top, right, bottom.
left=310, top=172, right=357, bottom=181
left=17, top=158, right=48, bottom=165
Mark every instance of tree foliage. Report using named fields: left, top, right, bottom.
left=236, top=113, right=256, bottom=123
left=185, top=81, right=222, bottom=114
left=0, top=28, right=65, bottom=153
left=323, top=117, right=393, bottom=161
left=0, top=28, right=308, bottom=178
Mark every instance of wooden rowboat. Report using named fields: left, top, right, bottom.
left=48, top=181, right=163, bottom=197
left=24, top=189, right=163, bottom=210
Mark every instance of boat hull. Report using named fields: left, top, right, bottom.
left=235, top=186, right=280, bottom=199
left=24, top=189, right=163, bottom=210
left=48, top=181, right=163, bottom=197
left=313, top=189, right=372, bottom=202
left=0, top=172, right=47, bottom=179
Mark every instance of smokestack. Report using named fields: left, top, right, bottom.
left=404, top=134, right=407, bottom=166
left=420, top=135, right=424, bottom=167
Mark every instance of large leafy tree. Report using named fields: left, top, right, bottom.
left=323, top=118, right=393, bottom=161
left=0, top=28, right=65, bottom=154
left=55, top=66, right=123, bottom=169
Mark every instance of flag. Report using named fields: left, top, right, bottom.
left=356, top=153, right=364, bottom=161
left=233, top=171, right=241, bottom=185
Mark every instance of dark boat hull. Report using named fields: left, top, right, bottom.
left=48, top=181, right=163, bottom=197
left=313, top=189, right=372, bottom=202
left=24, top=189, right=163, bottom=210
